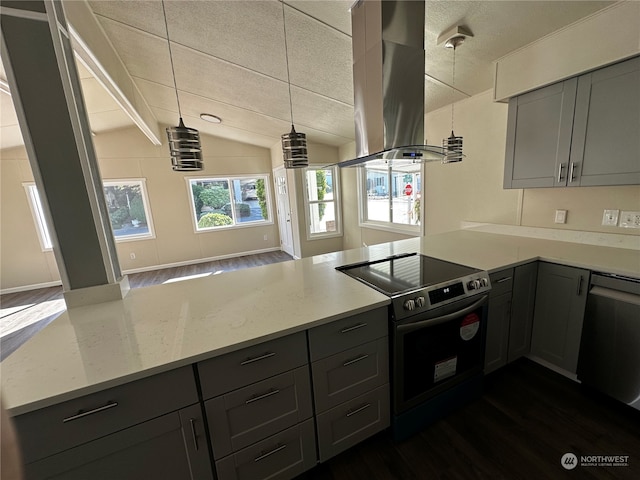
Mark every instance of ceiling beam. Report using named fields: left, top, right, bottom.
left=62, top=0, right=162, bottom=146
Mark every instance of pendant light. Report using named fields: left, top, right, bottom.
left=442, top=35, right=465, bottom=164
left=280, top=2, right=308, bottom=169
left=162, top=0, right=203, bottom=171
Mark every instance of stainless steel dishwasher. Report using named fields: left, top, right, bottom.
left=577, top=273, right=640, bottom=410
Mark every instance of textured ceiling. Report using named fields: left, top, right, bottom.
left=0, top=0, right=615, bottom=151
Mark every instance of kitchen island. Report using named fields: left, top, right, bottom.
left=2, top=227, right=639, bottom=415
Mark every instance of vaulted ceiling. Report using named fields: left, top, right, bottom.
left=0, top=0, right=615, bottom=151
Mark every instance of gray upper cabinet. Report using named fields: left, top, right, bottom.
left=504, top=55, right=640, bottom=189
left=569, top=56, right=640, bottom=186
left=504, top=79, right=577, bottom=189
left=530, top=262, right=589, bottom=374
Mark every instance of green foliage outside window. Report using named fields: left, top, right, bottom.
left=197, top=213, right=233, bottom=228
left=199, top=186, right=229, bottom=209
left=316, top=170, right=327, bottom=219
left=256, top=179, right=268, bottom=219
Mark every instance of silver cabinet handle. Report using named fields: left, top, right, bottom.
left=189, top=418, right=199, bottom=451
left=254, top=443, right=286, bottom=462
left=577, top=276, right=583, bottom=295
left=240, top=352, right=276, bottom=365
left=346, top=403, right=371, bottom=417
left=62, top=402, right=118, bottom=423
left=557, top=163, right=566, bottom=183
left=569, top=162, right=577, bottom=182
left=343, top=354, right=369, bottom=367
left=246, top=388, right=280, bottom=404
left=496, top=276, right=512, bottom=283
left=341, top=323, right=367, bottom=334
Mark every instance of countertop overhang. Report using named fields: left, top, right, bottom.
left=2, top=228, right=639, bottom=415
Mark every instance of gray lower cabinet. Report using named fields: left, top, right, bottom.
left=484, top=268, right=514, bottom=374
left=308, top=307, right=390, bottom=462
left=198, top=331, right=316, bottom=480
left=570, top=56, right=640, bottom=186
left=14, top=366, right=212, bottom=480
left=24, top=404, right=211, bottom=480
left=530, top=262, right=589, bottom=373
left=484, top=263, right=538, bottom=374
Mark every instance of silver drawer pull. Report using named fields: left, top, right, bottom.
left=496, top=277, right=512, bottom=283
left=240, top=352, right=276, bottom=365
left=246, top=388, right=280, bottom=404
left=343, top=354, right=369, bottom=367
left=62, top=402, right=118, bottom=423
left=346, top=403, right=371, bottom=417
left=189, top=418, right=199, bottom=451
left=254, top=443, right=286, bottom=462
left=557, top=163, right=566, bottom=183
left=340, top=323, right=367, bottom=334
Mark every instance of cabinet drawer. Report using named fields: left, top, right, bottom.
left=14, top=366, right=198, bottom=464
left=24, top=404, right=212, bottom=480
left=489, top=268, right=514, bottom=297
left=308, top=308, right=387, bottom=361
left=198, top=332, right=307, bottom=399
left=316, top=384, right=390, bottom=462
left=312, top=337, right=388, bottom=413
left=206, top=366, right=313, bottom=459
left=215, top=418, right=317, bottom=480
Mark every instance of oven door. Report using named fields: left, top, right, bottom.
left=392, top=293, right=488, bottom=414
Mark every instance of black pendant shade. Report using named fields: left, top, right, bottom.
left=442, top=131, right=463, bottom=164
left=281, top=125, right=308, bottom=169
left=166, top=118, right=203, bottom=171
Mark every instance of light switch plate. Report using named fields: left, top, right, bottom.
left=602, top=209, right=619, bottom=226
left=554, top=209, right=567, bottom=224
left=620, top=211, right=640, bottom=229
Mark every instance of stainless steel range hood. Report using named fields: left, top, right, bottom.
left=340, top=0, right=446, bottom=168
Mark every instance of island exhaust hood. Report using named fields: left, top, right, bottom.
left=340, top=0, right=448, bottom=168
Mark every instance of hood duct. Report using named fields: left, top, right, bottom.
left=341, top=0, right=448, bottom=168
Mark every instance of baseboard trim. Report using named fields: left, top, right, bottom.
left=1, top=247, right=285, bottom=294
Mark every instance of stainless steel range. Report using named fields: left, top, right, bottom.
left=337, top=252, right=491, bottom=440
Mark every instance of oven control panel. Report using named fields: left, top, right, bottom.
left=392, top=272, right=491, bottom=320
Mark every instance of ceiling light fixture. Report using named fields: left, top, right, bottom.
left=200, top=113, right=222, bottom=124
left=162, top=0, right=203, bottom=171
left=280, top=2, right=308, bottom=169
left=442, top=34, right=465, bottom=164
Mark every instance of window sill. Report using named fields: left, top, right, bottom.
left=358, top=221, right=420, bottom=236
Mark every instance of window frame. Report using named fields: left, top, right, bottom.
left=358, top=165, right=422, bottom=235
left=302, top=165, right=342, bottom=240
left=186, top=175, right=274, bottom=233
left=102, top=178, right=156, bottom=242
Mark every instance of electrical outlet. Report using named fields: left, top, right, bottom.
left=619, top=211, right=640, bottom=229
left=130, top=253, right=136, bottom=259
left=554, top=210, right=567, bottom=224
left=602, top=209, right=619, bottom=226
left=263, top=234, right=268, bottom=241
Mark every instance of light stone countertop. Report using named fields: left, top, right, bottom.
left=2, top=228, right=639, bottom=415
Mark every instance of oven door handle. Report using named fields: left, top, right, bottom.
left=396, top=295, right=488, bottom=333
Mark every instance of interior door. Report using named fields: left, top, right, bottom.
left=273, top=167, right=295, bottom=257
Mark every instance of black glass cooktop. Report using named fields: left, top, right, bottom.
left=336, top=252, right=482, bottom=296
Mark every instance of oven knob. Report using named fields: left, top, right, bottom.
left=415, top=296, right=425, bottom=307
left=480, top=277, right=489, bottom=288
left=404, top=299, right=416, bottom=311
left=468, top=279, right=481, bottom=290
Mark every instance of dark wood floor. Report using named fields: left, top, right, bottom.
left=0, top=250, right=293, bottom=358
left=297, top=359, right=640, bottom=480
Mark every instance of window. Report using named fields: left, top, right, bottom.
left=25, top=179, right=155, bottom=249
left=304, top=166, right=341, bottom=238
left=103, top=180, right=155, bottom=240
left=187, top=176, right=272, bottom=231
left=24, top=184, right=53, bottom=250
left=360, top=164, right=421, bottom=232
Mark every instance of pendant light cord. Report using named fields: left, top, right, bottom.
left=162, top=0, right=182, bottom=119
left=282, top=1, right=294, bottom=127
left=451, top=45, right=456, bottom=134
